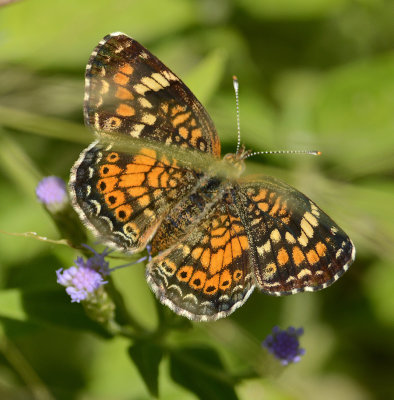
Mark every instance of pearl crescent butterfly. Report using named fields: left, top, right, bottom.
left=70, top=33, right=356, bottom=321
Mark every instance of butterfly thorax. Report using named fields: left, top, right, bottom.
left=149, top=149, right=250, bottom=254
left=150, top=175, right=227, bottom=254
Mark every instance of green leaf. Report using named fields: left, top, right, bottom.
left=169, top=346, right=238, bottom=400
left=128, top=341, right=164, bottom=398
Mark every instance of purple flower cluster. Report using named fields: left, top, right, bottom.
left=36, top=176, right=68, bottom=212
left=262, top=326, right=305, bottom=365
left=57, top=251, right=109, bottom=303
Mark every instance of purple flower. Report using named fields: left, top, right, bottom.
left=36, top=176, right=68, bottom=212
left=262, top=326, right=305, bottom=365
left=57, top=251, right=108, bottom=303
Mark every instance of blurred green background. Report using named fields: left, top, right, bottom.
left=0, top=0, right=394, bottom=399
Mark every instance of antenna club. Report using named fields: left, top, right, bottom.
left=233, top=76, right=239, bottom=90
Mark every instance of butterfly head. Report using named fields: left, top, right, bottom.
left=223, top=145, right=251, bottom=176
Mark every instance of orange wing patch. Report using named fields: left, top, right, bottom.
left=292, top=246, right=305, bottom=266
left=97, top=177, right=118, bottom=194
left=203, top=274, right=220, bottom=296
left=306, top=249, right=319, bottom=265
left=106, top=152, right=120, bottom=162
left=316, top=242, right=327, bottom=257
left=137, top=194, right=150, bottom=207
left=211, top=231, right=230, bottom=249
left=179, top=127, right=189, bottom=139
left=113, top=72, right=129, bottom=86
left=125, top=163, right=151, bottom=174
left=209, top=249, right=224, bottom=275
left=200, top=248, right=211, bottom=269
left=219, top=269, right=232, bottom=290
left=172, top=112, right=191, bottom=128
left=233, top=270, right=243, bottom=281
left=171, top=104, right=187, bottom=115
left=189, top=270, right=207, bottom=290
left=177, top=265, right=193, bottom=282
left=116, top=103, right=135, bottom=117
left=147, top=167, right=165, bottom=187
left=223, top=242, right=233, bottom=267
left=277, top=247, right=289, bottom=266
left=119, top=172, right=145, bottom=188
left=128, top=186, right=147, bottom=197
left=105, top=190, right=125, bottom=209
left=191, top=247, right=203, bottom=260
left=99, top=164, right=122, bottom=177
left=116, top=204, right=133, bottom=221
left=269, top=197, right=281, bottom=216
left=119, top=63, right=134, bottom=75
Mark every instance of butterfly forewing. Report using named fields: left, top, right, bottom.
left=84, top=33, right=221, bottom=157
left=71, top=142, right=200, bottom=252
left=234, top=177, right=355, bottom=295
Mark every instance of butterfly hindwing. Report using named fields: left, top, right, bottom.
left=146, top=190, right=255, bottom=321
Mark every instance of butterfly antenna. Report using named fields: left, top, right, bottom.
left=233, top=76, right=242, bottom=154
left=245, top=149, right=321, bottom=159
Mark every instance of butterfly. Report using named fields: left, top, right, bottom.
left=69, top=32, right=355, bottom=321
